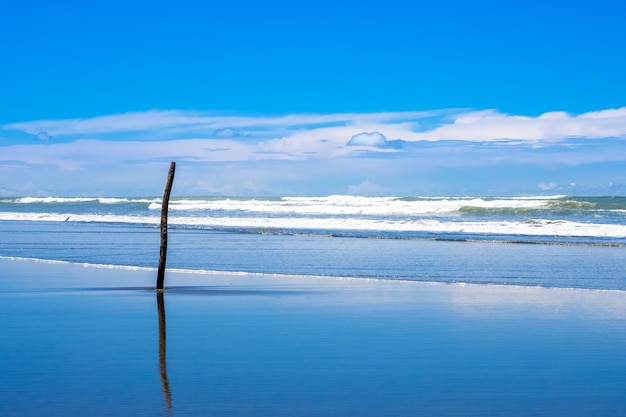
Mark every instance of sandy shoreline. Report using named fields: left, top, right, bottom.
left=3, top=256, right=626, bottom=317
left=2, top=257, right=626, bottom=416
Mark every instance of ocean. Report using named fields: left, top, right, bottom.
left=1, top=195, right=625, bottom=290
left=3, top=196, right=626, bottom=416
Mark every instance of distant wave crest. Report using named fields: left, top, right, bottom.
left=2, top=195, right=626, bottom=242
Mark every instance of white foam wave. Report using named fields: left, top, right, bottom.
left=510, top=195, right=567, bottom=200
left=16, top=197, right=98, bottom=204
left=12, top=197, right=160, bottom=204
left=6, top=195, right=573, bottom=217
left=0, top=212, right=160, bottom=224
left=97, top=197, right=160, bottom=204
left=154, top=196, right=555, bottom=216
left=2, top=211, right=625, bottom=238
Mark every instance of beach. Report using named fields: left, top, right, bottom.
left=2, top=257, right=626, bottom=416
left=3, top=0, right=626, bottom=414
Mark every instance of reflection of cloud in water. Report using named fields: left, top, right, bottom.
left=447, top=284, right=626, bottom=319
left=6, top=255, right=626, bottom=321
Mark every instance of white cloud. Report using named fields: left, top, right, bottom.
left=347, top=181, right=387, bottom=195
left=538, top=182, right=558, bottom=191
left=578, top=107, right=626, bottom=120
left=411, top=107, right=626, bottom=142
left=213, top=128, right=241, bottom=137
left=3, top=107, right=626, bottom=196
left=5, top=107, right=626, bottom=152
left=347, top=132, right=388, bottom=147
left=5, top=110, right=199, bottom=136
left=2, top=109, right=440, bottom=138
left=35, top=131, right=50, bottom=141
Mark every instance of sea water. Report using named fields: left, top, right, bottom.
left=1, top=195, right=625, bottom=289
left=2, top=197, right=626, bottom=416
left=2, top=259, right=626, bottom=417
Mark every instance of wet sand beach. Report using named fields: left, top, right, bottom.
left=1, top=257, right=626, bottom=416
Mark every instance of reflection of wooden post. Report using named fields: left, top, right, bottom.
left=157, top=292, right=172, bottom=409
left=157, top=162, right=176, bottom=290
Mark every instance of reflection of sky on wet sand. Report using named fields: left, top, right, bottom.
left=446, top=283, right=626, bottom=319
left=2, top=258, right=626, bottom=416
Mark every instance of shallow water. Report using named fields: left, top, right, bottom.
left=1, top=220, right=626, bottom=290
left=1, top=258, right=626, bottom=416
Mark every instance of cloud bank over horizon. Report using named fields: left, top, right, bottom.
left=1, top=107, right=626, bottom=197
left=5, top=106, right=626, bottom=143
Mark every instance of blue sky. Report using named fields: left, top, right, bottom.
left=1, top=0, right=625, bottom=196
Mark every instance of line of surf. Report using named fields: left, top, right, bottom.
left=2, top=212, right=626, bottom=239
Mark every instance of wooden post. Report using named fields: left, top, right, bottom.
left=157, top=162, right=176, bottom=290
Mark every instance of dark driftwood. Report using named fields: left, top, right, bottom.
left=157, top=162, right=176, bottom=290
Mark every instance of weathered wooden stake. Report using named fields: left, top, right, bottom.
left=157, top=162, right=176, bottom=290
